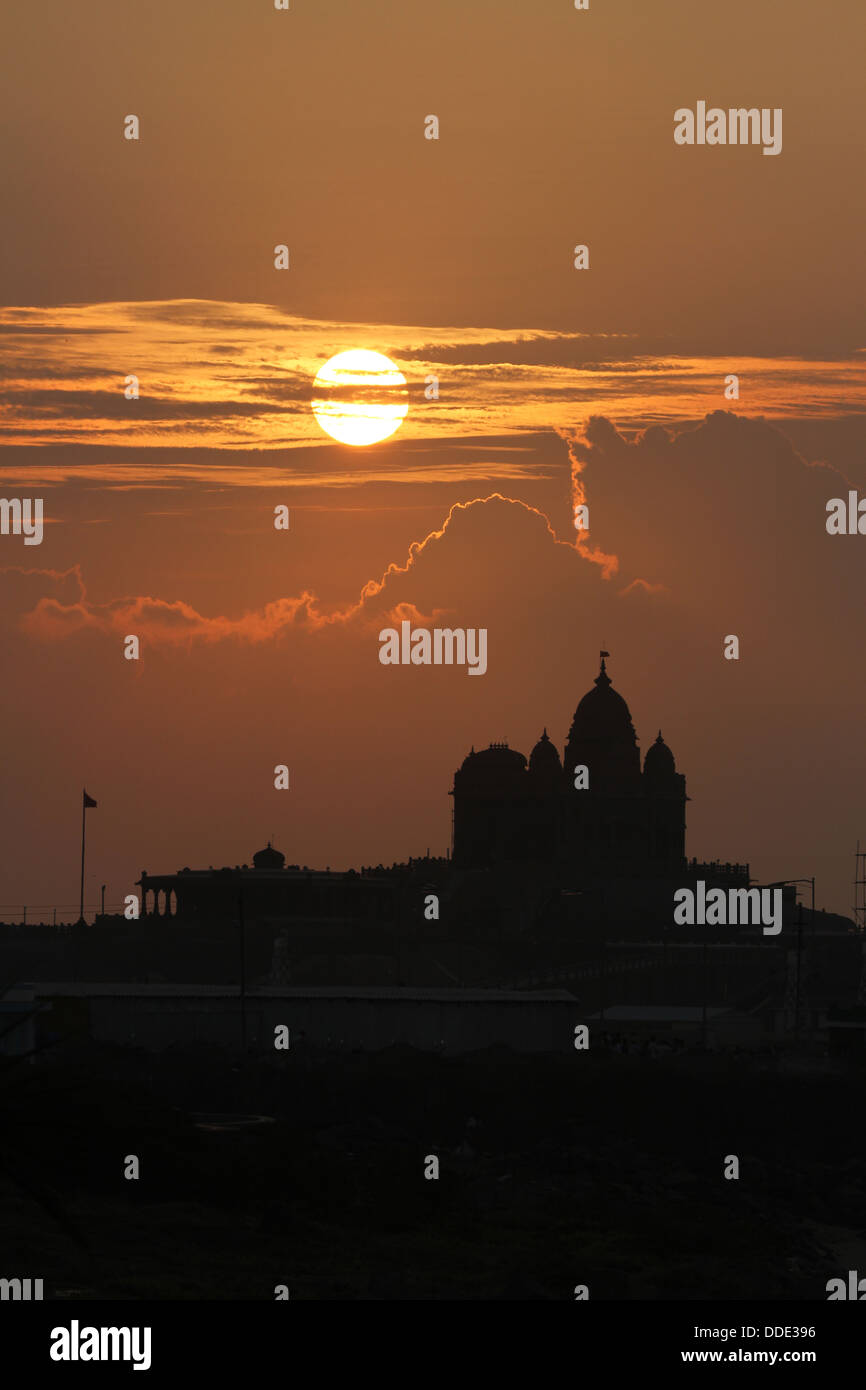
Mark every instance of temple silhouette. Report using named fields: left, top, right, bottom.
left=452, top=655, right=688, bottom=872
left=3, top=654, right=859, bottom=1043
left=134, top=654, right=755, bottom=945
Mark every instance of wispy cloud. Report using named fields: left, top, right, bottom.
left=0, top=300, right=863, bottom=458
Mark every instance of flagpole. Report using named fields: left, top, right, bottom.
left=79, top=789, right=86, bottom=924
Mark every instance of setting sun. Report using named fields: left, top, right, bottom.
left=311, top=349, right=409, bottom=446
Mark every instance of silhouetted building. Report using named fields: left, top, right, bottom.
left=137, top=852, right=397, bottom=927
left=128, top=656, right=825, bottom=957
left=451, top=656, right=688, bottom=874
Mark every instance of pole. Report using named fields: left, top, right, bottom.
left=101, top=884, right=106, bottom=918
left=79, top=789, right=86, bottom=924
left=795, top=896, right=803, bottom=1043
left=702, top=938, right=708, bottom=1050
left=238, top=884, right=247, bottom=1052
left=809, top=877, right=815, bottom=1031
left=598, top=889, right=606, bottom=1023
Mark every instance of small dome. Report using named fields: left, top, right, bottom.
left=455, top=742, right=527, bottom=793
left=644, top=730, right=676, bottom=777
left=529, top=728, right=562, bottom=777
left=253, top=841, right=285, bottom=870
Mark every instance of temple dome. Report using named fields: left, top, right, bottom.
left=253, top=841, right=285, bottom=870
left=454, top=742, right=527, bottom=794
left=644, top=730, right=676, bottom=778
left=564, top=656, right=641, bottom=790
left=529, top=729, right=562, bottom=781
left=571, top=657, right=635, bottom=736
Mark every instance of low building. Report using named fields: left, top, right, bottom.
left=587, top=1003, right=764, bottom=1047
left=18, top=981, right=578, bottom=1055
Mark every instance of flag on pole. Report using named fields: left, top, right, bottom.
left=600, top=650, right=610, bottom=658
left=83, top=790, right=97, bottom=808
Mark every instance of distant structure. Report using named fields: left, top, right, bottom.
left=452, top=655, right=689, bottom=874
left=135, top=655, right=752, bottom=940
left=137, top=846, right=398, bottom=925
left=9, top=652, right=858, bottom=1017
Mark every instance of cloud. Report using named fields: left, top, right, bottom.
left=556, top=428, right=619, bottom=580
left=0, top=325, right=122, bottom=336
left=0, top=563, right=85, bottom=611
left=355, top=494, right=584, bottom=616
left=21, top=589, right=322, bottom=645
left=380, top=601, right=446, bottom=628
left=619, top=578, right=668, bottom=597
left=4, top=410, right=860, bottom=663
left=1, top=300, right=863, bottom=453
left=1, top=389, right=301, bottom=422
left=9, top=491, right=611, bottom=647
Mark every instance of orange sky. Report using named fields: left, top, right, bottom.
left=3, top=0, right=864, bottom=345
left=1, top=0, right=864, bottom=921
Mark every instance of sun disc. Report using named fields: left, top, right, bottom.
left=312, top=349, right=408, bottom=446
